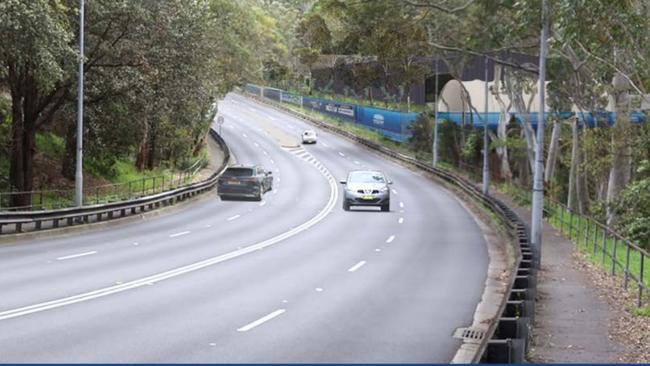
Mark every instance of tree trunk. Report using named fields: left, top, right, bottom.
left=146, top=122, right=157, bottom=170
left=135, top=118, right=149, bottom=172
left=606, top=73, right=633, bottom=225
left=567, top=118, right=579, bottom=210
left=576, top=145, right=589, bottom=215
left=504, top=71, right=535, bottom=172
left=491, top=65, right=513, bottom=181
left=545, top=119, right=561, bottom=185
left=62, top=121, right=76, bottom=180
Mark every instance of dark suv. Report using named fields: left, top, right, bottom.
left=217, top=165, right=273, bottom=201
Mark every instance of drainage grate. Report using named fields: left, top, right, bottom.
left=453, top=327, right=485, bottom=341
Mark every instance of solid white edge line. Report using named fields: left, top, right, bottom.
left=386, top=235, right=395, bottom=243
left=348, top=260, right=366, bottom=272
left=56, top=251, right=97, bottom=261
left=0, top=148, right=339, bottom=322
left=169, top=231, right=191, bottom=238
left=237, top=309, right=286, bottom=332
left=227, top=215, right=241, bottom=221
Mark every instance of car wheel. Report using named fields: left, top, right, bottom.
left=343, top=200, right=350, bottom=211
left=381, top=202, right=389, bottom=212
left=256, top=185, right=263, bottom=201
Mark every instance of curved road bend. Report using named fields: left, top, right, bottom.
left=0, top=93, right=488, bottom=363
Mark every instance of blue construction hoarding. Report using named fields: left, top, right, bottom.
left=245, top=84, right=648, bottom=143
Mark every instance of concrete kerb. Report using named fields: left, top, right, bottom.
left=240, top=92, right=522, bottom=363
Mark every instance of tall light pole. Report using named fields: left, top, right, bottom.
left=482, top=56, right=490, bottom=195
left=75, top=0, right=84, bottom=207
left=531, top=0, right=548, bottom=268
left=432, top=59, right=439, bottom=167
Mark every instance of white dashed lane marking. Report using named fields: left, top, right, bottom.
left=338, top=152, right=345, bottom=157
left=227, top=215, right=241, bottom=221
left=56, top=251, right=97, bottom=261
left=386, top=235, right=395, bottom=243
left=237, top=309, right=286, bottom=332
left=169, top=231, right=191, bottom=238
left=348, top=260, right=366, bottom=272
left=398, top=217, right=404, bottom=224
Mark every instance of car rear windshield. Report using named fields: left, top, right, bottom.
left=303, top=131, right=315, bottom=136
left=223, top=167, right=254, bottom=177
left=349, top=171, right=385, bottom=183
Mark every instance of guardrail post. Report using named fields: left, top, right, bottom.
left=602, top=228, right=608, bottom=265
left=153, top=177, right=156, bottom=194
left=142, top=178, right=146, bottom=196
left=593, top=224, right=599, bottom=255
left=95, top=187, right=100, bottom=204
left=39, top=192, right=44, bottom=210
left=624, top=242, right=631, bottom=289
left=585, top=218, right=591, bottom=250
left=568, top=209, right=574, bottom=240
left=576, top=214, right=582, bottom=244
left=611, top=238, right=617, bottom=275
left=639, top=254, right=644, bottom=308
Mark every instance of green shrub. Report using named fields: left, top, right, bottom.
left=35, top=133, right=65, bottom=158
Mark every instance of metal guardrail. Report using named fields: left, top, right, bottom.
left=244, top=91, right=536, bottom=363
left=0, top=129, right=230, bottom=235
left=544, top=199, right=648, bottom=307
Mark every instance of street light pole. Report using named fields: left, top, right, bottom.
left=75, top=0, right=84, bottom=207
left=531, top=0, right=548, bottom=268
left=482, top=56, right=490, bottom=195
left=432, top=59, right=439, bottom=167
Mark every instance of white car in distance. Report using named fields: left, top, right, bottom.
left=301, top=130, right=317, bottom=144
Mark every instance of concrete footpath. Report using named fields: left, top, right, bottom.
left=491, top=192, right=628, bottom=363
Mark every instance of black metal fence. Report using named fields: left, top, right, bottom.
left=0, top=159, right=206, bottom=212
left=544, top=199, right=648, bottom=307
left=0, top=129, right=227, bottom=235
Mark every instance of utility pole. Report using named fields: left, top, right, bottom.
left=75, top=0, right=85, bottom=207
left=531, top=0, right=548, bottom=268
left=482, top=56, right=490, bottom=195
left=432, top=59, right=439, bottom=167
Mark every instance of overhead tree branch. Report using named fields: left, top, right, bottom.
left=402, top=0, right=476, bottom=13
left=425, top=26, right=540, bottom=74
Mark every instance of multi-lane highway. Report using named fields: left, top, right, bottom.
left=0, top=94, right=488, bottom=362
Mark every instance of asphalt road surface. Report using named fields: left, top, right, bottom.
left=0, top=94, right=488, bottom=363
